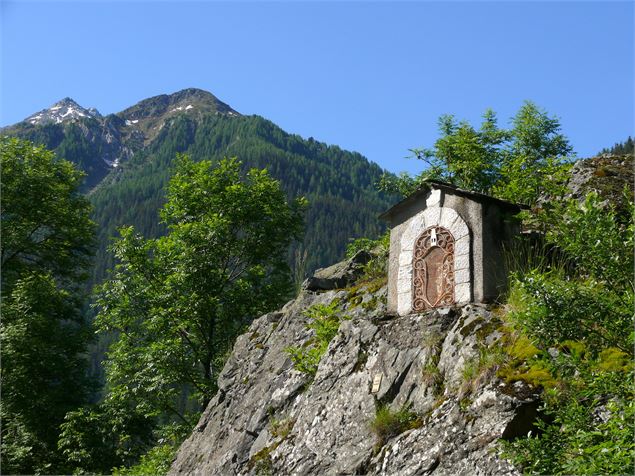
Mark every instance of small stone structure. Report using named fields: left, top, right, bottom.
left=380, top=181, right=522, bottom=316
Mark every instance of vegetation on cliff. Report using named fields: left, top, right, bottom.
left=499, top=189, right=634, bottom=475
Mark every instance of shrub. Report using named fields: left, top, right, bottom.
left=112, top=444, right=175, bottom=476
left=285, top=301, right=348, bottom=377
left=545, top=190, right=634, bottom=289
left=501, top=360, right=634, bottom=475
left=346, top=231, right=390, bottom=281
left=508, top=270, right=632, bottom=353
left=500, top=185, right=634, bottom=474
left=459, top=345, right=508, bottom=398
left=369, top=404, right=422, bottom=447
left=269, top=416, right=295, bottom=440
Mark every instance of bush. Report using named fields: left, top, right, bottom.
left=369, top=404, right=421, bottom=447
left=545, top=190, right=634, bottom=289
left=113, top=444, right=175, bottom=476
left=502, top=357, right=634, bottom=475
left=501, top=190, right=635, bottom=474
left=459, top=344, right=508, bottom=399
left=286, top=301, right=347, bottom=377
left=346, top=231, right=390, bottom=281
left=508, top=271, right=632, bottom=353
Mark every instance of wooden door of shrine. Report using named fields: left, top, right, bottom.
left=412, top=226, right=455, bottom=311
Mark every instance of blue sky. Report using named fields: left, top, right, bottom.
left=1, top=1, right=633, bottom=174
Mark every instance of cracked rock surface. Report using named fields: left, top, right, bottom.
left=170, top=258, right=536, bottom=475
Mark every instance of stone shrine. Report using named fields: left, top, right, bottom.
left=380, top=181, right=522, bottom=316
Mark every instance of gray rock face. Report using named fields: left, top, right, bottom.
left=565, top=154, right=633, bottom=212
left=302, top=250, right=371, bottom=291
left=170, top=259, right=536, bottom=475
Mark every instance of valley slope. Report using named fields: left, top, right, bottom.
left=2, top=88, right=394, bottom=282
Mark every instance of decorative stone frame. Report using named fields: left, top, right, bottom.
left=396, top=191, right=471, bottom=315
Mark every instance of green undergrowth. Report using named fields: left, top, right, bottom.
left=346, top=231, right=390, bottom=283
left=285, top=300, right=349, bottom=377
left=269, top=415, right=295, bottom=440
left=369, top=403, right=422, bottom=448
left=249, top=441, right=280, bottom=476
left=497, top=191, right=635, bottom=474
left=421, top=332, right=445, bottom=396
left=500, top=349, right=634, bottom=475
left=248, top=413, right=296, bottom=475
left=112, top=444, right=175, bottom=476
left=111, top=423, right=188, bottom=476
left=345, top=276, right=387, bottom=312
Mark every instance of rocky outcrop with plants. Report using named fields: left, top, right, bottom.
left=169, top=252, right=542, bottom=475
left=169, top=154, right=634, bottom=476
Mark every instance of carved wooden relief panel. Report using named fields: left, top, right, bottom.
left=412, top=226, right=455, bottom=311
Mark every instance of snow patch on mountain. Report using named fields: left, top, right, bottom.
left=25, top=98, right=100, bottom=126
left=169, top=104, right=194, bottom=113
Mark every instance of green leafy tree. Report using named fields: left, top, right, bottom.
left=1, top=137, right=94, bottom=288
left=380, top=101, right=573, bottom=205
left=58, top=401, right=155, bottom=474
left=494, top=101, right=573, bottom=204
left=0, top=137, right=95, bottom=474
left=412, top=109, right=508, bottom=193
left=64, top=156, right=305, bottom=472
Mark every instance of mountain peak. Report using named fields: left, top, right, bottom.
left=169, top=88, right=217, bottom=101
left=119, top=88, right=239, bottom=122
left=25, top=97, right=101, bottom=126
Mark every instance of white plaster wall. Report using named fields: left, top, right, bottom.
left=396, top=192, right=471, bottom=316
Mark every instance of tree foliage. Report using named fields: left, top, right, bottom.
left=60, top=156, right=306, bottom=472
left=379, top=101, right=573, bottom=205
left=1, top=137, right=94, bottom=288
left=0, top=137, right=95, bottom=474
left=58, top=402, right=154, bottom=474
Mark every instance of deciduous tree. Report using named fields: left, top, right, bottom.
left=95, top=155, right=305, bottom=420
left=379, top=101, right=573, bottom=205
left=0, top=137, right=95, bottom=474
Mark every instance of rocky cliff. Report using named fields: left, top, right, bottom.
left=169, top=255, right=539, bottom=475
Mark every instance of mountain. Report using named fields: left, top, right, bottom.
left=25, top=97, right=102, bottom=126
left=2, top=88, right=394, bottom=281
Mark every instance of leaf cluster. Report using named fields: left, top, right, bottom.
left=379, top=101, right=573, bottom=205
left=286, top=301, right=347, bottom=377
left=369, top=403, right=421, bottom=447
left=0, top=137, right=95, bottom=474
left=501, top=347, right=634, bottom=475
left=501, top=189, right=634, bottom=473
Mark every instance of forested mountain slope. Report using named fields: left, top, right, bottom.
left=2, top=89, right=394, bottom=282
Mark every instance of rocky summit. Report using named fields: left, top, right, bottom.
left=24, top=97, right=102, bottom=126
left=169, top=254, right=540, bottom=475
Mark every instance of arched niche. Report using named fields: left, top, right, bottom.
left=412, top=226, right=455, bottom=311
left=397, top=206, right=471, bottom=315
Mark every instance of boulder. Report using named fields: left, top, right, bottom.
left=302, top=250, right=372, bottom=291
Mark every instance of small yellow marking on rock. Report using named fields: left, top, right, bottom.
left=371, top=373, right=383, bottom=393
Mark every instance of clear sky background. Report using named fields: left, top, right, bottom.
left=1, top=1, right=633, bottom=174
